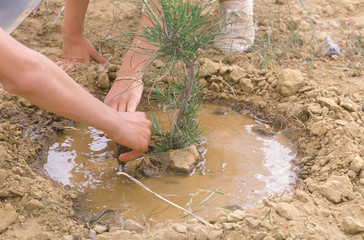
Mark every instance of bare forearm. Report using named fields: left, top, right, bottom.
left=62, top=0, right=89, bottom=35
left=0, top=29, right=118, bottom=134
left=117, top=0, right=160, bottom=76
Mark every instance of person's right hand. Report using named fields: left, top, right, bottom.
left=56, top=33, right=106, bottom=71
left=105, top=111, right=152, bottom=162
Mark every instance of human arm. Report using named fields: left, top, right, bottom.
left=0, top=29, right=151, bottom=162
left=57, top=0, right=106, bottom=71
left=58, top=0, right=157, bottom=113
left=103, top=0, right=160, bottom=113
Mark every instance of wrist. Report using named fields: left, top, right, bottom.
left=61, top=21, right=83, bottom=39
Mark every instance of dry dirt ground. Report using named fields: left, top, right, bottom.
left=1, top=0, right=364, bottom=239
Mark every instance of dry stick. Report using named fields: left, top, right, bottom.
left=116, top=171, right=212, bottom=227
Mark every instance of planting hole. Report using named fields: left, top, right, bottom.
left=45, top=104, right=296, bottom=224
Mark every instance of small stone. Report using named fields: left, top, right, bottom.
left=109, top=226, right=121, bottom=233
left=348, top=170, right=356, bottom=179
left=123, top=219, right=144, bottom=233
left=25, top=199, right=45, bottom=210
left=218, top=64, right=230, bottom=74
left=88, top=229, right=97, bottom=239
left=350, top=155, right=363, bottom=173
left=310, top=120, right=327, bottom=136
left=210, top=82, right=220, bottom=92
left=323, top=37, right=340, bottom=56
left=275, top=202, right=300, bottom=220
left=295, top=189, right=309, bottom=203
left=18, top=215, right=25, bottom=223
left=93, top=224, right=108, bottom=234
left=262, top=198, right=277, bottom=208
left=0, top=169, right=8, bottom=182
left=62, top=235, right=74, bottom=240
left=335, top=119, right=348, bottom=126
left=263, top=235, right=276, bottom=240
left=222, top=222, right=234, bottom=230
left=341, top=102, right=356, bottom=112
left=240, top=78, right=254, bottom=93
left=156, top=229, right=185, bottom=240
left=17, top=97, right=32, bottom=107
left=317, top=97, right=341, bottom=112
left=207, top=209, right=227, bottom=223
left=307, top=103, right=322, bottom=114
left=342, top=216, right=364, bottom=234
left=315, top=175, right=353, bottom=203
left=169, top=145, right=199, bottom=174
left=252, top=124, right=275, bottom=137
left=213, top=108, right=228, bottom=115
left=207, top=230, right=224, bottom=240
left=253, top=232, right=267, bottom=240
left=245, top=217, right=260, bottom=229
left=202, top=59, right=219, bottom=75
left=227, top=209, right=245, bottom=222
left=230, top=67, right=245, bottom=82
left=189, top=225, right=208, bottom=240
left=276, top=69, right=304, bottom=97
left=97, top=72, right=110, bottom=90
left=0, top=204, right=18, bottom=233
left=199, top=78, right=208, bottom=87
left=152, top=59, right=164, bottom=68
left=173, top=224, right=187, bottom=234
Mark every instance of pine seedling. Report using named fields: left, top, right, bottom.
left=114, top=0, right=220, bottom=152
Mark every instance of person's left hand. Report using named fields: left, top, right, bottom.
left=56, top=33, right=106, bottom=71
left=104, top=77, right=144, bottom=112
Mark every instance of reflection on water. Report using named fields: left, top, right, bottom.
left=44, top=104, right=296, bottom=224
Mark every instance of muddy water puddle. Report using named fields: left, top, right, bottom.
left=45, top=104, right=296, bottom=225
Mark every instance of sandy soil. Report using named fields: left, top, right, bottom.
left=1, top=0, right=364, bottom=239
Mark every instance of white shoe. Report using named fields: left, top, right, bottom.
left=214, top=0, right=255, bottom=53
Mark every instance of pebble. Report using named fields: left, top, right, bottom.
left=123, top=219, right=144, bottom=233
left=252, top=124, right=275, bottom=137
left=0, top=204, right=18, bottom=233
left=342, top=216, right=364, bottom=234
left=93, top=224, right=108, bottom=234
left=213, top=107, right=228, bottom=115
left=275, top=202, right=300, bottom=220
left=25, top=199, right=45, bottom=210
left=350, top=155, right=363, bottom=173
left=323, top=37, right=340, bottom=56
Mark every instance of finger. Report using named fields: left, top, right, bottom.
left=98, top=131, right=109, bottom=138
left=91, top=49, right=106, bottom=64
left=127, top=101, right=138, bottom=112
left=56, top=61, right=67, bottom=71
left=104, top=98, right=120, bottom=111
left=117, top=102, right=127, bottom=112
left=119, top=150, right=143, bottom=163
left=98, top=130, right=105, bottom=137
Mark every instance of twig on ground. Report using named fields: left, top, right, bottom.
left=116, top=171, right=213, bottom=227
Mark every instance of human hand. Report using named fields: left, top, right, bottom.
left=104, top=77, right=144, bottom=112
left=106, top=111, right=151, bottom=162
left=56, top=33, right=106, bottom=71
left=99, top=77, right=144, bottom=138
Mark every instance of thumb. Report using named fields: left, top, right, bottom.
left=91, top=49, right=106, bottom=64
left=127, top=101, right=138, bottom=112
left=119, top=150, right=143, bottom=163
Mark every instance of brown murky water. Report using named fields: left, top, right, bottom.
left=45, top=104, right=295, bottom=225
